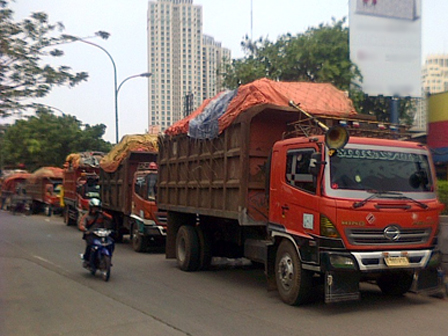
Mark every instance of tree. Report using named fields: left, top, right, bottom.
left=0, top=0, right=107, bottom=117
left=223, top=18, right=361, bottom=93
left=222, top=18, right=414, bottom=124
left=1, top=111, right=112, bottom=171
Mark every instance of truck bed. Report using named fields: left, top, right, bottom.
left=157, top=104, right=300, bottom=225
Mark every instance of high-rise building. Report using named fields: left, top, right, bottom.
left=414, top=55, right=448, bottom=131
left=202, top=35, right=231, bottom=101
left=147, top=0, right=230, bottom=132
left=422, top=55, right=448, bottom=94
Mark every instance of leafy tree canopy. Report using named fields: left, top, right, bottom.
left=223, top=18, right=361, bottom=92
left=0, top=0, right=108, bottom=117
left=222, top=18, right=415, bottom=124
left=0, top=110, right=112, bottom=172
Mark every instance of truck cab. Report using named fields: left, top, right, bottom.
left=268, top=134, right=443, bottom=303
left=63, top=152, right=104, bottom=226
left=130, top=162, right=167, bottom=252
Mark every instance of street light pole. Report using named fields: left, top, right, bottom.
left=117, top=72, right=152, bottom=94
left=71, top=36, right=152, bottom=143
left=73, top=38, right=119, bottom=143
left=116, top=72, right=152, bottom=140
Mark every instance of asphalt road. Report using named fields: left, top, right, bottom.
left=2, top=210, right=448, bottom=336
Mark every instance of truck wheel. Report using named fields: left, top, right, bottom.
left=44, top=205, right=52, bottom=217
left=176, top=225, right=200, bottom=272
left=196, top=226, right=212, bottom=271
left=64, top=206, right=72, bottom=226
left=31, top=201, right=38, bottom=214
left=377, top=271, right=413, bottom=296
left=275, top=240, right=312, bottom=305
left=132, top=223, right=147, bottom=252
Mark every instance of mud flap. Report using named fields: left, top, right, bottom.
left=325, top=271, right=360, bottom=303
left=265, top=243, right=277, bottom=291
left=409, top=268, right=442, bottom=295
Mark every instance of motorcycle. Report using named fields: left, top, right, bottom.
left=81, top=228, right=115, bottom=281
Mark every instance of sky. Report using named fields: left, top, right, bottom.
left=6, top=0, right=448, bottom=143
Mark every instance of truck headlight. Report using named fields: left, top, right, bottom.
left=428, top=251, right=441, bottom=267
left=329, top=255, right=355, bottom=269
left=320, top=215, right=340, bottom=238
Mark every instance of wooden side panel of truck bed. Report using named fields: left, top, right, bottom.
left=26, top=179, right=47, bottom=203
left=63, top=170, right=77, bottom=203
left=100, top=152, right=157, bottom=215
left=157, top=105, right=299, bottom=224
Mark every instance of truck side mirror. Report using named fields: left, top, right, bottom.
left=309, top=152, right=324, bottom=176
left=409, top=170, right=429, bottom=190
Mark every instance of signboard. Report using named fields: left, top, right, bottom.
left=349, top=0, right=422, bottom=97
left=427, top=91, right=448, bottom=162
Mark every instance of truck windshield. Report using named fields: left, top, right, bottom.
left=329, top=147, right=433, bottom=193
left=135, top=173, right=157, bottom=201
left=84, top=185, right=100, bottom=199
left=53, top=183, right=62, bottom=195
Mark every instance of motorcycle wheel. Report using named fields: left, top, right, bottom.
left=99, top=255, right=111, bottom=282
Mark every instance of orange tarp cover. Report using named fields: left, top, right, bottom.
left=166, top=78, right=357, bottom=136
left=100, top=134, right=158, bottom=173
left=1, top=173, right=30, bottom=192
left=28, top=167, right=63, bottom=183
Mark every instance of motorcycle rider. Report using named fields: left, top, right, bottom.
left=79, top=198, right=112, bottom=267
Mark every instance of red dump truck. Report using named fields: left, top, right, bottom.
left=62, top=152, right=104, bottom=226
left=100, top=134, right=167, bottom=251
left=158, top=78, right=444, bottom=305
left=27, top=167, right=64, bottom=216
left=1, top=172, right=30, bottom=212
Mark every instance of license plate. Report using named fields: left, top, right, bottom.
left=384, top=256, right=409, bottom=267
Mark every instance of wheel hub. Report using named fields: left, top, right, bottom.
left=278, top=254, right=294, bottom=290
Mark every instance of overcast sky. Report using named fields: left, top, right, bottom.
left=6, top=0, right=448, bottom=143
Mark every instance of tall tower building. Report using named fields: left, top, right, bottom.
left=422, top=55, right=448, bottom=94
left=202, top=35, right=231, bottom=101
left=414, top=55, right=448, bottom=131
left=147, top=0, right=230, bottom=132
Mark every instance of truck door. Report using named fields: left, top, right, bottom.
left=274, top=148, right=320, bottom=237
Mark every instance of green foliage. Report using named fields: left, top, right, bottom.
left=222, top=17, right=414, bottom=124
left=223, top=18, right=361, bottom=92
left=0, top=0, right=89, bottom=117
left=352, top=95, right=417, bottom=125
left=438, top=180, right=448, bottom=215
left=0, top=111, right=112, bottom=171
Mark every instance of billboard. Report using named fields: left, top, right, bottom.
left=427, top=91, right=448, bottom=163
left=349, top=0, right=422, bottom=97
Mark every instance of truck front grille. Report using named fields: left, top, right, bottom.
left=155, top=212, right=167, bottom=225
left=346, top=227, right=431, bottom=246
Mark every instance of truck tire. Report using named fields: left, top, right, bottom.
left=176, top=225, right=200, bottom=272
left=377, top=271, right=413, bottom=296
left=64, top=206, right=74, bottom=226
left=275, top=240, right=312, bottom=305
left=44, top=205, right=52, bottom=217
left=196, top=226, right=212, bottom=271
left=31, top=201, right=38, bottom=214
left=132, top=223, right=147, bottom=252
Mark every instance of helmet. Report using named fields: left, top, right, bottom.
left=89, top=198, right=101, bottom=208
